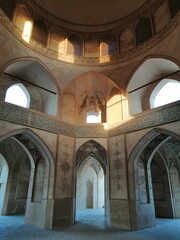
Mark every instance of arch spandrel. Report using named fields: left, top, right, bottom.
left=76, top=140, right=107, bottom=172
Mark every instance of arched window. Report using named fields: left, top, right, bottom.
left=86, top=112, right=99, bottom=123
left=0, top=0, right=16, bottom=20
left=22, top=20, right=32, bottom=43
left=0, top=154, right=9, bottom=215
left=168, top=0, right=180, bottom=18
left=67, top=34, right=82, bottom=56
left=5, top=83, right=30, bottom=108
left=31, top=19, right=49, bottom=46
left=135, top=17, right=152, bottom=45
left=150, top=79, right=180, bottom=108
left=14, top=4, right=32, bottom=43
left=101, top=33, right=117, bottom=56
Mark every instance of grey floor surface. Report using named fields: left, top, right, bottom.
left=0, top=209, right=180, bottom=240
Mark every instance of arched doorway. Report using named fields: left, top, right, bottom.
left=0, top=154, right=9, bottom=215
left=0, top=129, right=55, bottom=229
left=75, top=140, right=109, bottom=224
left=128, top=129, right=180, bottom=230
left=76, top=157, right=105, bottom=210
left=150, top=144, right=174, bottom=218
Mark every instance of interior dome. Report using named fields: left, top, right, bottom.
left=33, top=0, right=148, bottom=25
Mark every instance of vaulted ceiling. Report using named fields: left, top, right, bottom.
left=33, top=0, right=147, bottom=25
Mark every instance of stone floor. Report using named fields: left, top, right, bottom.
left=0, top=209, right=180, bottom=240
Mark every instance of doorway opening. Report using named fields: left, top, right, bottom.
left=0, top=154, right=9, bottom=215
left=0, top=138, right=31, bottom=217
left=130, top=130, right=180, bottom=230
left=75, top=140, right=108, bottom=225
left=150, top=138, right=180, bottom=219
left=151, top=158, right=174, bottom=218
left=0, top=130, right=55, bottom=229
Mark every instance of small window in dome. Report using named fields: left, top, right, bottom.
left=150, top=80, right=180, bottom=108
left=168, top=0, right=180, bottom=18
left=22, top=21, right=32, bottom=43
left=5, top=83, right=30, bottom=108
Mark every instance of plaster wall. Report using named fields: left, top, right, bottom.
left=128, top=87, right=147, bottom=115
left=53, top=134, right=75, bottom=227
left=108, top=134, right=130, bottom=229
left=62, top=92, right=76, bottom=124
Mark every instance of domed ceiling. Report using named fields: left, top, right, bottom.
left=33, top=0, right=147, bottom=25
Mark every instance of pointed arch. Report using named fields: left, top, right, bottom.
left=1, top=57, right=60, bottom=116
left=67, top=34, right=82, bottom=56
left=127, top=56, right=179, bottom=93
left=128, top=128, right=180, bottom=230
left=127, top=56, right=180, bottom=115
left=0, top=128, right=55, bottom=228
left=101, top=33, right=117, bottom=56
left=76, top=140, right=107, bottom=173
left=150, top=79, right=180, bottom=108
left=135, top=17, right=152, bottom=45
left=5, top=83, right=30, bottom=108
left=75, top=139, right=109, bottom=223
left=1, top=57, right=59, bottom=94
